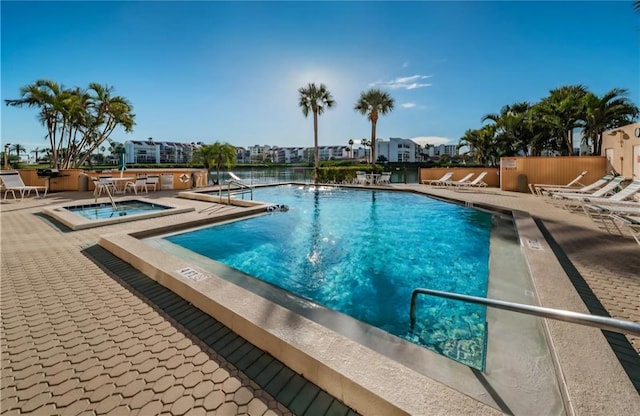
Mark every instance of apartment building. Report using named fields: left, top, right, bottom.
left=124, top=141, right=200, bottom=164
left=376, top=137, right=420, bottom=162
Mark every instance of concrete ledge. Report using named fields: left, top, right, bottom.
left=513, top=211, right=640, bottom=415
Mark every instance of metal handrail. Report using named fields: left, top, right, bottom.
left=226, top=180, right=253, bottom=203
left=409, top=288, right=640, bottom=337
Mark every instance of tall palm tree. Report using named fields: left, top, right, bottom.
left=354, top=89, right=394, bottom=168
left=635, top=1, right=640, bottom=13
left=581, top=88, right=639, bottom=155
left=5, top=79, right=65, bottom=167
left=298, top=83, right=336, bottom=182
left=536, top=85, right=588, bottom=155
left=348, top=139, right=354, bottom=159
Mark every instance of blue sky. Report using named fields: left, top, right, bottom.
left=2, top=1, right=639, bottom=155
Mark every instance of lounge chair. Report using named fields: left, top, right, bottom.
left=422, top=172, right=453, bottom=186
left=548, top=176, right=626, bottom=211
left=0, top=171, right=48, bottom=200
left=455, top=172, right=488, bottom=189
left=538, top=175, right=612, bottom=197
left=609, top=214, right=640, bottom=246
left=529, top=171, right=587, bottom=196
left=445, top=173, right=475, bottom=187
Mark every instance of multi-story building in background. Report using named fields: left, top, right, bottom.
left=122, top=138, right=448, bottom=165
left=124, top=141, right=201, bottom=164
left=423, top=144, right=459, bottom=159
left=376, top=138, right=420, bottom=162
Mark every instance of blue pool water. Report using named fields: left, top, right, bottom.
left=167, top=185, right=492, bottom=369
left=66, top=200, right=171, bottom=220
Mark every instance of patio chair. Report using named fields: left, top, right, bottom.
left=455, top=172, right=488, bottom=189
left=92, top=176, right=117, bottom=197
left=538, top=175, right=612, bottom=197
left=146, top=175, right=159, bottom=191
left=378, top=172, right=391, bottom=185
left=125, top=177, right=148, bottom=194
left=354, top=171, right=368, bottom=185
left=529, top=171, right=587, bottom=196
left=0, top=171, right=48, bottom=200
left=422, top=171, right=453, bottom=186
left=445, top=173, right=475, bottom=187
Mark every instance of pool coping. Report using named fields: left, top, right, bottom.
left=41, top=197, right=195, bottom=230
left=97, top=186, right=640, bottom=415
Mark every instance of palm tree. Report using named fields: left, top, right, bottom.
left=195, top=142, right=236, bottom=192
left=11, top=144, right=26, bottom=164
left=354, top=89, right=394, bottom=168
left=635, top=1, right=640, bottom=13
left=5, top=79, right=65, bottom=167
left=535, top=85, right=588, bottom=155
left=458, top=125, right=498, bottom=166
left=581, top=88, right=639, bottom=155
left=31, top=147, right=42, bottom=164
left=348, top=139, right=354, bottom=159
left=298, top=83, right=336, bottom=182
left=6, top=80, right=135, bottom=169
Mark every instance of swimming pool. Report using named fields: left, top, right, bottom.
left=165, top=185, right=491, bottom=369
left=66, top=200, right=171, bottom=220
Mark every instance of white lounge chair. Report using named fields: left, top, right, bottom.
left=445, top=173, right=474, bottom=187
left=422, top=172, right=453, bottom=186
left=529, top=171, right=587, bottom=196
left=538, top=175, right=612, bottom=197
left=549, top=176, right=626, bottom=211
left=455, top=172, right=488, bottom=189
left=0, top=171, right=48, bottom=200
left=609, top=214, right=640, bottom=246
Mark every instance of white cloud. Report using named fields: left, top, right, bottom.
left=409, top=136, right=452, bottom=146
left=369, top=74, right=433, bottom=90
left=401, top=102, right=416, bottom=108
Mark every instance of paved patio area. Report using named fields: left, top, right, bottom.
left=1, top=186, right=638, bottom=414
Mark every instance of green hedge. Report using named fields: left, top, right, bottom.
left=317, top=165, right=383, bottom=183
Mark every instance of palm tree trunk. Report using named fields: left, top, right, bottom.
left=313, top=110, right=319, bottom=183
left=370, top=118, right=377, bottom=168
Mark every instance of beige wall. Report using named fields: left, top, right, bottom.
left=499, top=156, right=607, bottom=192
left=601, top=122, right=640, bottom=180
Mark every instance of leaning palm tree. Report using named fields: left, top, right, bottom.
left=298, top=83, right=336, bottom=182
left=354, top=89, right=394, bottom=168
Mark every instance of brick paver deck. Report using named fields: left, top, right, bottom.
left=1, top=186, right=638, bottom=414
